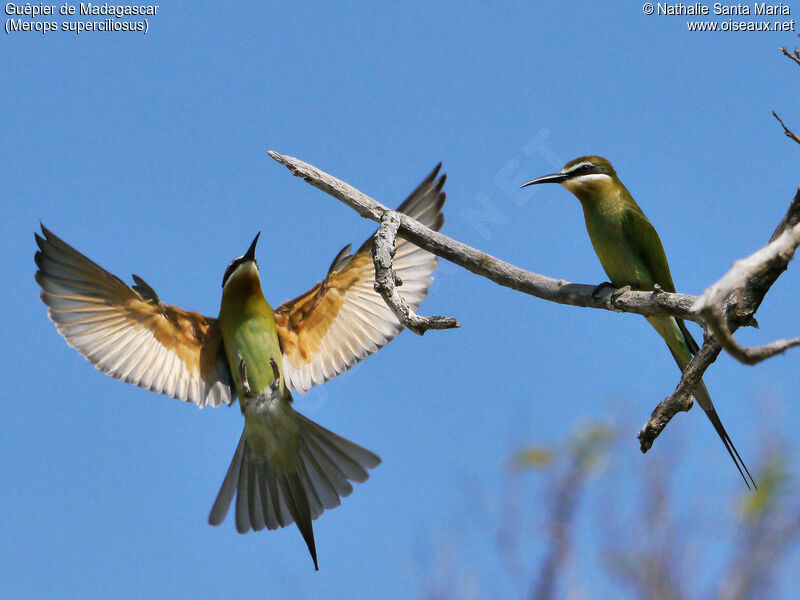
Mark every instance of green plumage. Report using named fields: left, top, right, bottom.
left=522, top=155, right=755, bottom=488
left=220, top=290, right=283, bottom=396
left=577, top=173, right=695, bottom=365
left=209, top=246, right=382, bottom=571
left=219, top=285, right=299, bottom=465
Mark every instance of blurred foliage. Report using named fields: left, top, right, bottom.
left=423, top=417, right=800, bottom=600
left=510, top=447, right=555, bottom=471
left=739, top=453, right=790, bottom=521
left=510, top=422, right=616, bottom=473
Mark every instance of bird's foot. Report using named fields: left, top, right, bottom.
left=592, top=282, right=631, bottom=307
left=611, top=285, right=632, bottom=303
left=251, top=359, right=283, bottom=412
left=238, top=354, right=252, bottom=396
left=591, top=281, right=616, bottom=302
left=238, top=356, right=283, bottom=412
left=267, top=358, right=282, bottom=397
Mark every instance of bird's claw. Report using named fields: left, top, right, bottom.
left=591, top=282, right=631, bottom=307
left=238, top=355, right=252, bottom=396
left=611, top=285, right=632, bottom=303
left=268, top=358, right=282, bottom=397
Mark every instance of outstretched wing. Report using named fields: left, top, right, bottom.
left=275, top=164, right=446, bottom=393
left=35, top=225, right=234, bottom=408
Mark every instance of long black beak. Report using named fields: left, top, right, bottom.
left=520, top=172, right=569, bottom=188
left=244, top=231, right=261, bottom=261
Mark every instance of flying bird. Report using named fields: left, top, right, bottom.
left=35, top=165, right=447, bottom=569
left=521, top=155, right=755, bottom=488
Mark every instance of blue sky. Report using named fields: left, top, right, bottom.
left=3, top=2, right=799, bottom=598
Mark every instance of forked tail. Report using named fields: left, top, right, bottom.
left=693, top=381, right=756, bottom=490
left=658, top=316, right=757, bottom=489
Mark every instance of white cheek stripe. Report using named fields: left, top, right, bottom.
left=568, top=173, right=613, bottom=184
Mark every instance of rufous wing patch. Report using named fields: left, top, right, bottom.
left=274, top=164, right=447, bottom=394
left=35, top=225, right=233, bottom=408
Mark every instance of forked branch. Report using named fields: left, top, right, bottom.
left=780, top=46, right=800, bottom=67
left=372, top=211, right=460, bottom=335
left=267, top=151, right=700, bottom=322
left=268, top=150, right=798, bottom=454
left=692, top=217, right=800, bottom=365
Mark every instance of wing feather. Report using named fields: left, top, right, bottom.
left=35, top=225, right=234, bottom=408
left=275, top=165, right=446, bottom=393
left=622, top=206, right=703, bottom=352
left=621, top=206, right=677, bottom=293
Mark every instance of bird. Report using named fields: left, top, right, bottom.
left=34, top=164, right=447, bottom=569
left=520, top=155, right=755, bottom=489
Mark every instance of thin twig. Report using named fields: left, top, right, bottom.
left=372, top=211, right=460, bottom=335
left=772, top=111, right=800, bottom=145
left=779, top=46, right=800, bottom=67
left=709, top=327, right=800, bottom=365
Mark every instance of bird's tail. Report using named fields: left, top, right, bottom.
left=692, top=380, right=756, bottom=490
left=207, top=412, right=381, bottom=570
left=651, top=315, right=756, bottom=490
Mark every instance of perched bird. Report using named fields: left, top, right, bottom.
left=35, top=165, right=447, bottom=569
left=521, top=156, right=754, bottom=488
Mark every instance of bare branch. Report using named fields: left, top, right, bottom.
left=780, top=46, right=800, bottom=67
left=772, top=111, right=800, bottom=145
left=639, top=191, right=800, bottom=442
left=267, top=150, right=700, bottom=323
left=692, top=221, right=800, bottom=364
left=770, top=186, right=800, bottom=242
left=268, top=151, right=798, bottom=453
left=372, top=211, right=460, bottom=335
left=638, top=187, right=800, bottom=446
left=638, top=340, right=722, bottom=452
left=702, top=322, right=800, bottom=366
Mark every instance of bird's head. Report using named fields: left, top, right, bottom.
left=222, top=231, right=261, bottom=289
left=520, top=155, right=619, bottom=201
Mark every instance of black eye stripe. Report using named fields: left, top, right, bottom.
left=569, top=163, right=605, bottom=177
left=222, top=257, right=245, bottom=287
